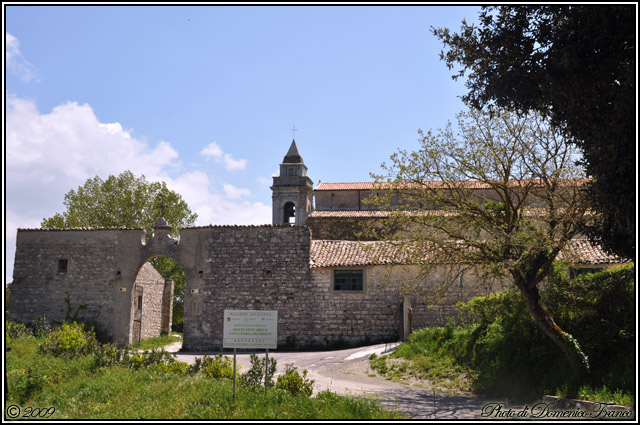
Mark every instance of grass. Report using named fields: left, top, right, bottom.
left=369, top=328, right=474, bottom=394
left=131, top=333, right=182, bottom=351
left=6, top=335, right=404, bottom=420
left=369, top=326, right=634, bottom=407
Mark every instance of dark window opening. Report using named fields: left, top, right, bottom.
left=334, top=270, right=364, bottom=291
left=138, top=295, right=143, bottom=310
left=283, top=202, right=296, bottom=224
left=58, top=259, right=68, bottom=273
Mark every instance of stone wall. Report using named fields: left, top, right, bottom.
left=181, top=226, right=315, bottom=351
left=9, top=229, right=122, bottom=338
left=12, top=225, right=599, bottom=352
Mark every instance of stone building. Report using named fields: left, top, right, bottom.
left=8, top=140, right=627, bottom=350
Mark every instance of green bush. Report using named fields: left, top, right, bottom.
left=543, top=263, right=635, bottom=392
left=33, top=315, right=54, bottom=338
left=200, top=354, right=234, bottom=379
left=40, top=322, right=99, bottom=358
left=239, top=354, right=277, bottom=390
left=6, top=320, right=33, bottom=339
left=396, top=264, right=635, bottom=401
left=276, top=363, right=314, bottom=397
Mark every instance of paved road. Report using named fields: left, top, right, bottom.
left=169, top=341, right=500, bottom=419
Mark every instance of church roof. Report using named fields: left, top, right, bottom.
left=282, top=139, right=304, bottom=164
left=309, top=239, right=625, bottom=268
left=315, top=179, right=589, bottom=191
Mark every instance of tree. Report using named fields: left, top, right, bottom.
left=431, top=5, right=635, bottom=259
left=42, top=170, right=198, bottom=325
left=370, top=109, right=591, bottom=376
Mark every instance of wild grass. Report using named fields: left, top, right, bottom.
left=6, top=335, right=404, bottom=420
left=132, top=333, right=182, bottom=351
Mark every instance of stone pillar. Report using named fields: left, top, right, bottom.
left=161, top=278, right=174, bottom=335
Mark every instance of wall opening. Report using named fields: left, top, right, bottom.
left=283, top=202, right=296, bottom=224
left=130, top=255, right=184, bottom=345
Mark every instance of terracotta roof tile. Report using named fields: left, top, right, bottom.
left=315, top=179, right=588, bottom=191
left=308, top=211, right=391, bottom=218
left=310, top=240, right=411, bottom=267
left=559, top=239, right=626, bottom=264
left=310, top=239, right=626, bottom=268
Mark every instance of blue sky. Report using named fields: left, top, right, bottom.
left=4, top=5, right=480, bottom=282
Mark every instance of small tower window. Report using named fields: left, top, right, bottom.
left=283, top=202, right=296, bottom=224
left=58, top=259, right=68, bottom=273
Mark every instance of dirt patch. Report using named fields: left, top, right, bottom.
left=340, top=356, right=474, bottom=397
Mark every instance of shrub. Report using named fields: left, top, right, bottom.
left=33, top=315, right=54, bottom=338
left=276, top=363, right=314, bottom=397
left=200, top=354, right=234, bottom=379
left=6, top=321, right=33, bottom=339
left=239, top=353, right=277, bottom=390
left=40, top=322, right=99, bottom=358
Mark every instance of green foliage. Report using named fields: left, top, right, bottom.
left=239, top=354, right=277, bottom=390
left=33, top=315, right=54, bottom=338
left=64, top=293, right=88, bottom=323
left=199, top=354, right=235, bottom=380
left=275, top=363, right=315, bottom=397
left=40, top=322, right=99, bottom=358
left=6, top=320, right=33, bottom=339
left=543, top=263, right=635, bottom=391
left=432, top=6, right=635, bottom=258
left=41, top=170, right=197, bottom=236
left=391, top=265, right=635, bottom=402
left=6, top=335, right=403, bottom=419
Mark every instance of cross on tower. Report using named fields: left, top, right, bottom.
left=290, top=125, right=298, bottom=139
left=159, top=201, right=166, bottom=218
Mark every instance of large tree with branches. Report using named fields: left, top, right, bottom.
left=431, top=5, right=635, bottom=259
left=370, top=109, right=591, bottom=375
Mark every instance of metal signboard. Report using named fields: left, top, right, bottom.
left=223, top=310, right=278, bottom=349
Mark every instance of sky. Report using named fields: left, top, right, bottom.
left=4, top=5, right=480, bottom=283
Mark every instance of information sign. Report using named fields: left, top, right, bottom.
left=223, top=310, right=278, bottom=349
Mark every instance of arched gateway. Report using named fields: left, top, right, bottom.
left=9, top=217, right=317, bottom=350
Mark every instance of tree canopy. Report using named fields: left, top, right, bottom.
left=42, top=170, right=197, bottom=325
left=42, top=170, right=197, bottom=236
left=432, top=5, right=635, bottom=259
left=370, top=109, right=591, bottom=375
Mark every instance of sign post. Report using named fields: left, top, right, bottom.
left=223, top=310, right=278, bottom=400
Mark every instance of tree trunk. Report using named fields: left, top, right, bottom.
left=514, top=277, right=590, bottom=377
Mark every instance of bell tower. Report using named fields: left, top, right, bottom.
left=271, top=140, right=314, bottom=225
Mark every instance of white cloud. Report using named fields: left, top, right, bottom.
left=6, top=32, right=39, bottom=83
left=200, top=141, right=247, bottom=171
left=201, top=142, right=223, bottom=158
left=223, top=154, right=247, bottom=171
left=223, top=183, right=251, bottom=199
left=5, top=96, right=271, bottom=283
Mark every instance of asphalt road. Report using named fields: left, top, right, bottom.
left=170, top=341, right=499, bottom=419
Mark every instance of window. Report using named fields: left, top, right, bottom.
left=570, top=267, right=604, bottom=279
left=138, top=295, right=143, bottom=310
left=58, top=259, right=68, bottom=273
left=334, top=270, right=364, bottom=291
